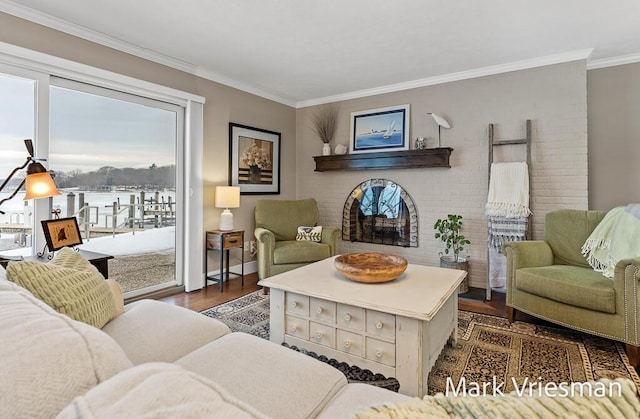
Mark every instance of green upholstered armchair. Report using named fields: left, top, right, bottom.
left=504, top=209, right=640, bottom=366
left=254, top=198, right=340, bottom=280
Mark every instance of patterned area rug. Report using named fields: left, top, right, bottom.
left=200, top=290, right=270, bottom=339
left=427, top=310, right=640, bottom=395
left=201, top=291, right=640, bottom=395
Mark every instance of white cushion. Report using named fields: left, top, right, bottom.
left=316, top=383, right=409, bottom=419
left=0, top=288, right=132, bottom=419
left=102, top=299, right=230, bottom=364
left=177, top=332, right=347, bottom=419
left=58, top=363, right=269, bottom=419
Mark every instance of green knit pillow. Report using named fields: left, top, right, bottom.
left=6, top=248, right=117, bottom=329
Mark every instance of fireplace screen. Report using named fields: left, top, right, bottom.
left=343, top=179, right=418, bottom=247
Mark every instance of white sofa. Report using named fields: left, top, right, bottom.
left=0, top=267, right=407, bottom=419
left=3, top=263, right=640, bottom=419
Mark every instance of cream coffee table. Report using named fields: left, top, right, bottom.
left=258, top=256, right=466, bottom=396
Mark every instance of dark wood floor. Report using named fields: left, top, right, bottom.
left=158, top=273, right=512, bottom=316
left=158, top=272, right=262, bottom=312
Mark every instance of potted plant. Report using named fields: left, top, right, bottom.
left=311, top=104, right=338, bottom=155
left=434, top=214, right=471, bottom=293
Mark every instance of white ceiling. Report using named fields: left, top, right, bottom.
left=3, top=0, right=640, bottom=107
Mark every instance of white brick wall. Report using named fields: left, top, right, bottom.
left=296, top=61, right=588, bottom=289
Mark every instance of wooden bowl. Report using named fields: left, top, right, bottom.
left=334, top=253, right=408, bottom=283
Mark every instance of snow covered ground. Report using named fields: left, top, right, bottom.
left=80, top=226, right=175, bottom=256
left=1, top=226, right=175, bottom=257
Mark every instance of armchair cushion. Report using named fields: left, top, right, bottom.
left=515, top=265, right=615, bottom=313
left=255, top=198, right=319, bottom=241
left=545, top=209, right=606, bottom=267
left=273, top=241, right=332, bottom=265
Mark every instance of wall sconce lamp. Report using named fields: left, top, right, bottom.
left=427, top=113, right=451, bottom=148
left=0, top=139, right=61, bottom=215
left=215, top=186, right=240, bottom=231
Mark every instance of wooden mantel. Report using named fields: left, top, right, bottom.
left=313, top=147, right=453, bottom=172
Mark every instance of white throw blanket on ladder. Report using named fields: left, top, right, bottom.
left=486, top=162, right=531, bottom=218
left=486, top=162, right=531, bottom=289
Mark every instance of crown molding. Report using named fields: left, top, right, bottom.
left=193, top=67, right=297, bottom=108
left=5, top=2, right=637, bottom=108
left=0, top=0, right=197, bottom=73
left=0, top=0, right=297, bottom=107
left=296, top=49, right=594, bottom=108
left=587, top=53, right=640, bottom=70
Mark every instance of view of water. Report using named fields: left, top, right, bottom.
left=0, top=188, right=176, bottom=228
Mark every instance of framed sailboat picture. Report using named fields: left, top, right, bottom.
left=349, top=104, right=410, bottom=154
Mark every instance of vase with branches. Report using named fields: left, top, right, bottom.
left=311, top=104, right=338, bottom=155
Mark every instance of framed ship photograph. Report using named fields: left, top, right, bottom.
left=349, top=104, right=410, bottom=154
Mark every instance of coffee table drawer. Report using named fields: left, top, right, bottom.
left=366, top=310, right=396, bottom=341
left=366, top=337, right=395, bottom=367
left=337, top=329, right=364, bottom=357
left=285, top=292, right=309, bottom=316
left=285, top=315, right=308, bottom=339
left=337, top=303, right=365, bottom=331
left=310, top=321, right=334, bottom=348
left=310, top=297, right=335, bottom=324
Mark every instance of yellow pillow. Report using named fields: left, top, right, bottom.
left=6, top=248, right=117, bottom=329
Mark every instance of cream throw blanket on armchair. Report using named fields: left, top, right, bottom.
left=581, top=204, right=640, bottom=278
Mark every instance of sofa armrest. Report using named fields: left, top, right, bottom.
left=321, top=226, right=340, bottom=256
left=503, top=241, right=554, bottom=306
left=254, top=227, right=275, bottom=279
left=614, top=256, right=640, bottom=280
left=254, top=227, right=275, bottom=246
left=503, top=241, right=554, bottom=270
left=613, top=257, right=640, bottom=345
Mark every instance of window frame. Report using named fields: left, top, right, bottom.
left=0, top=43, right=205, bottom=293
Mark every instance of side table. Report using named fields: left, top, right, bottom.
left=0, top=249, right=113, bottom=278
left=205, top=229, right=244, bottom=292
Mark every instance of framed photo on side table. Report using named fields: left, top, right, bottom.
left=349, top=104, right=410, bottom=154
left=41, top=217, right=83, bottom=251
left=229, top=123, right=281, bottom=195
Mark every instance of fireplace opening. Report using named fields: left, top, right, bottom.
left=342, top=179, right=418, bottom=247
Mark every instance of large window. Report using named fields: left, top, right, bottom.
left=48, top=79, right=183, bottom=295
left=0, top=48, right=204, bottom=295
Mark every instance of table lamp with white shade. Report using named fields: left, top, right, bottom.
left=215, top=186, right=240, bottom=231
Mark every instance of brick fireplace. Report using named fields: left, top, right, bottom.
left=342, top=179, right=418, bottom=247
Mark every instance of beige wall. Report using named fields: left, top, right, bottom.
left=297, top=61, right=589, bottom=288
left=587, top=63, right=640, bottom=210
left=0, top=13, right=297, bottom=272
left=6, top=11, right=626, bottom=289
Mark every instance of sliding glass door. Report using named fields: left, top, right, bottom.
left=0, top=71, right=36, bottom=255
left=48, top=78, right=183, bottom=296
